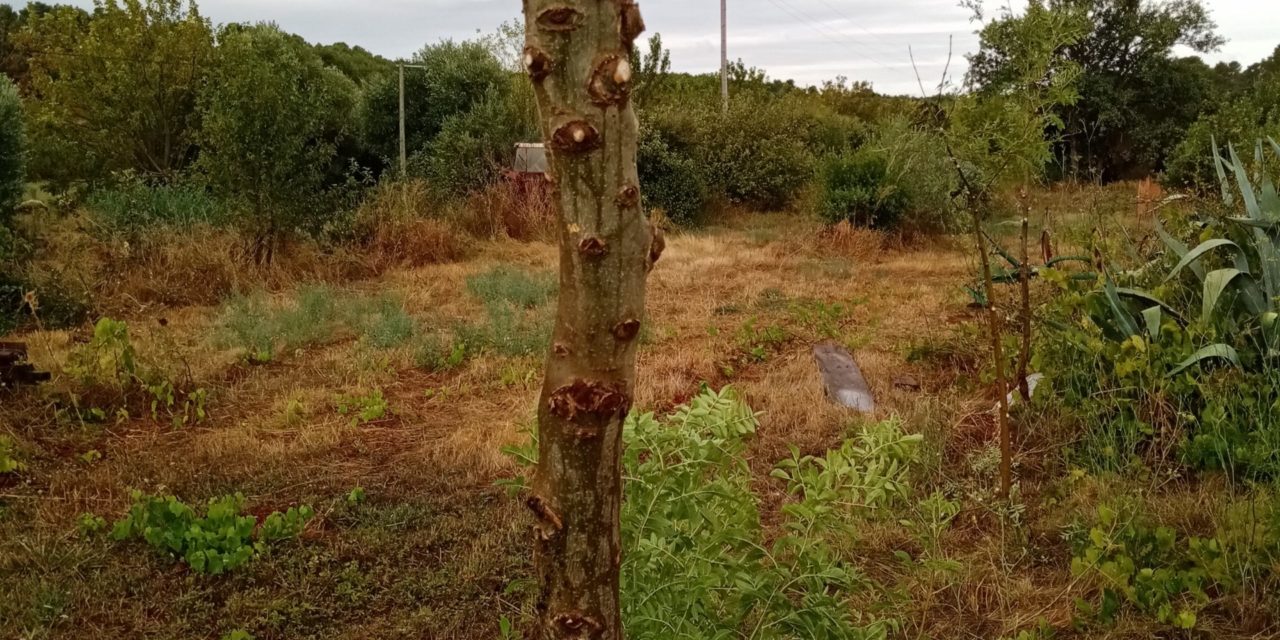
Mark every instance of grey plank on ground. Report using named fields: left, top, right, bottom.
left=814, top=341, right=875, bottom=413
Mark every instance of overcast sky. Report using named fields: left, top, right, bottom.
left=18, top=0, right=1279, bottom=95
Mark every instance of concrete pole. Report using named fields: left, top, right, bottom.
left=398, top=62, right=407, bottom=178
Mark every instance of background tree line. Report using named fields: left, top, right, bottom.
left=0, top=0, right=1274, bottom=254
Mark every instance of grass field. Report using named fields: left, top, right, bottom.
left=2, top=185, right=1276, bottom=639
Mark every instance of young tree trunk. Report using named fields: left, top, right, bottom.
left=521, top=1, right=656, bottom=637
left=1017, top=217, right=1032, bottom=402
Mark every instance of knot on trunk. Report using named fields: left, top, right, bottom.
left=525, top=495, right=564, bottom=541
left=552, top=612, right=603, bottom=639
left=615, top=184, right=639, bottom=209
left=612, top=319, right=641, bottom=342
left=578, top=235, right=609, bottom=257
left=524, top=46, right=554, bottom=81
left=553, top=342, right=572, bottom=358
left=647, top=223, right=665, bottom=272
left=548, top=379, right=630, bottom=421
left=551, top=120, right=601, bottom=154
left=537, top=5, right=584, bottom=32
left=588, top=54, right=632, bottom=106
left=619, top=1, right=645, bottom=45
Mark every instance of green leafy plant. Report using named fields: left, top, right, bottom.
left=64, top=318, right=208, bottom=426
left=736, top=317, right=789, bottom=362
left=336, top=389, right=388, bottom=425
left=110, top=491, right=313, bottom=575
left=77, top=513, right=107, bottom=536
left=503, top=387, right=906, bottom=638
left=818, top=148, right=908, bottom=229
left=0, top=436, right=24, bottom=474
left=1070, top=504, right=1209, bottom=629
left=413, top=334, right=469, bottom=372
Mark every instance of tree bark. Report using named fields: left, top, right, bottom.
left=521, top=1, right=655, bottom=638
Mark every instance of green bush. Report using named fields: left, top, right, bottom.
left=0, top=75, right=25, bottom=225
left=817, top=149, right=907, bottom=229
left=86, top=177, right=229, bottom=234
left=359, top=40, right=510, bottom=168
left=412, top=77, right=537, bottom=199
left=197, top=24, right=358, bottom=247
left=109, top=491, right=313, bottom=575
left=645, top=95, right=817, bottom=211
left=637, top=125, right=707, bottom=225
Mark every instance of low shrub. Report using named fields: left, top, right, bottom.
left=109, top=491, right=313, bottom=575
left=818, top=149, right=908, bottom=229
left=1068, top=499, right=1280, bottom=630
left=86, top=177, right=229, bottom=235
left=465, top=266, right=557, bottom=310
left=638, top=125, right=708, bottom=225
left=218, top=287, right=420, bottom=363
left=0, top=435, right=23, bottom=474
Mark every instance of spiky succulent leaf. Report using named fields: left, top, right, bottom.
left=1169, top=344, right=1240, bottom=376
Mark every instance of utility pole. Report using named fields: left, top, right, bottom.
left=720, top=0, right=729, bottom=113
left=398, top=62, right=406, bottom=177
left=398, top=61, right=428, bottom=178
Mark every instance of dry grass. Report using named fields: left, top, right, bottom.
left=1, top=186, right=1274, bottom=639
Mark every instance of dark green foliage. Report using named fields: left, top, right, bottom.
left=818, top=150, right=907, bottom=229
left=359, top=40, right=508, bottom=169
left=968, top=0, right=1224, bottom=179
left=698, top=95, right=817, bottom=210
left=197, top=23, right=357, bottom=245
left=1166, top=46, right=1280, bottom=188
left=24, top=0, right=213, bottom=186
left=0, top=74, right=23, bottom=223
left=312, top=41, right=393, bottom=86
left=641, top=93, right=818, bottom=212
left=411, top=80, right=536, bottom=199
left=637, top=125, right=707, bottom=225
left=110, top=491, right=313, bottom=575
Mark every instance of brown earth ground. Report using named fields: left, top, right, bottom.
left=1, top=184, right=1273, bottom=639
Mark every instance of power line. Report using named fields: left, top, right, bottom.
left=811, top=0, right=912, bottom=55
left=761, top=0, right=902, bottom=74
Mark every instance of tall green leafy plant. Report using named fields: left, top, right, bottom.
left=503, top=387, right=917, bottom=638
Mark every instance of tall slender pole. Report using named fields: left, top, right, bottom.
left=720, top=0, right=729, bottom=113
left=398, top=62, right=407, bottom=178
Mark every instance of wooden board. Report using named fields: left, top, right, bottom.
left=813, top=342, right=875, bottom=413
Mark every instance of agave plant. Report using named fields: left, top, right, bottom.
left=1092, top=137, right=1280, bottom=374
